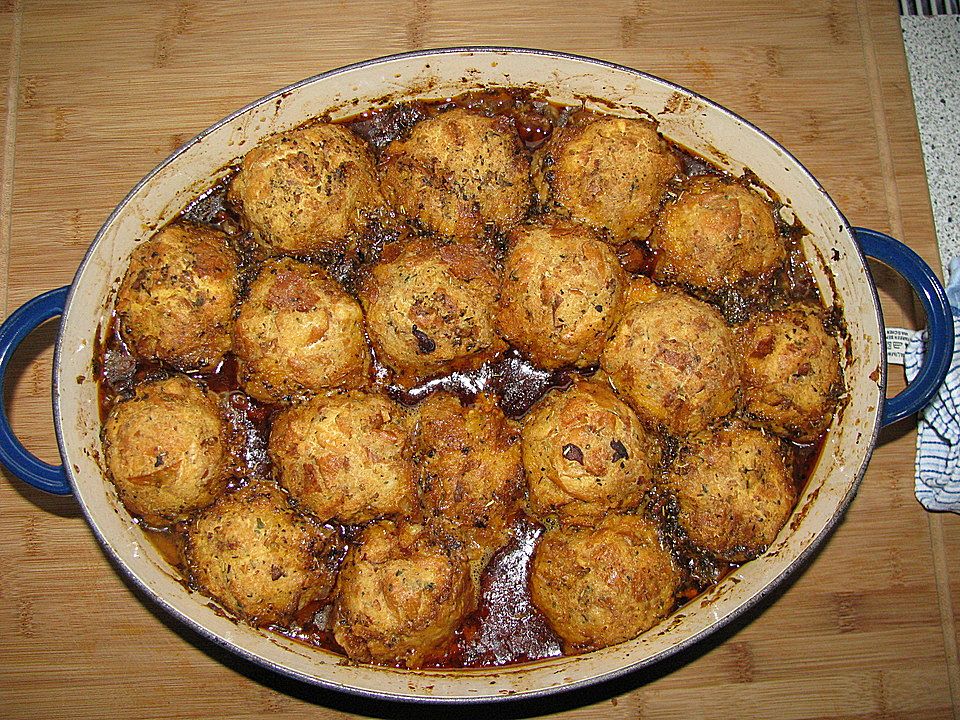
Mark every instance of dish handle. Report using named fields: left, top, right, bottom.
left=0, top=286, right=72, bottom=495
left=0, top=232, right=949, bottom=489
left=855, top=227, right=955, bottom=427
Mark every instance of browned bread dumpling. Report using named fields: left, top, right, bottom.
left=227, top=122, right=385, bottom=254
left=332, top=520, right=474, bottom=668
left=649, top=175, right=785, bottom=291
left=521, top=378, right=660, bottom=524
left=496, top=220, right=626, bottom=369
left=103, top=375, right=228, bottom=525
left=665, top=422, right=796, bottom=563
left=358, top=238, right=504, bottom=383
left=233, top=257, right=370, bottom=403
left=380, top=108, right=532, bottom=237
left=735, top=305, right=843, bottom=442
left=269, top=390, right=416, bottom=525
left=530, top=514, right=680, bottom=653
left=184, top=480, right=342, bottom=626
left=411, top=392, right=524, bottom=560
left=533, top=114, right=680, bottom=242
left=600, top=278, right=740, bottom=436
left=115, top=222, right=237, bottom=372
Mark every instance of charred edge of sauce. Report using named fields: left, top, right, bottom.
left=805, top=242, right=853, bottom=430
left=344, top=88, right=566, bottom=152
left=103, top=86, right=842, bottom=670
left=617, top=239, right=656, bottom=275
left=648, top=480, right=736, bottom=591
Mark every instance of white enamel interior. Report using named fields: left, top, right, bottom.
left=52, top=49, right=884, bottom=703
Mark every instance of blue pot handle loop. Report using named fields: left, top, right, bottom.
left=854, top=227, right=955, bottom=427
left=0, top=286, right=72, bottom=495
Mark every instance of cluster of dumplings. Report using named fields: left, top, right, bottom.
left=102, top=99, right=844, bottom=669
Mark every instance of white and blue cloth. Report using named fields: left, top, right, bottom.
left=905, top=257, right=960, bottom=513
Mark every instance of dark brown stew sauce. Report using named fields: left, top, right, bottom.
left=96, top=88, right=833, bottom=670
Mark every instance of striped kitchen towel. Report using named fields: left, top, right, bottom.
left=905, top=257, right=960, bottom=513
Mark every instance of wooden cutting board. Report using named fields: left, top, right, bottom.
left=1, top=1, right=957, bottom=718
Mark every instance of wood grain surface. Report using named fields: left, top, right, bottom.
left=1, top=1, right=956, bottom=718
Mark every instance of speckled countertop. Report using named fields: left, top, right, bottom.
left=901, top=13, right=960, bottom=278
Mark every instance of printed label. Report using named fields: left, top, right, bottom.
left=885, top=327, right=916, bottom=366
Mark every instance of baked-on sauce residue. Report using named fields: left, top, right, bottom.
left=96, top=87, right=832, bottom=669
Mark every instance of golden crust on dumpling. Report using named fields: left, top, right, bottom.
left=184, top=480, right=342, bottom=626
left=269, top=390, right=416, bottom=525
left=233, top=257, right=370, bottom=403
left=115, top=222, right=237, bottom=372
left=650, top=175, right=785, bottom=291
left=412, top=392, right=524, bottom=560
left=228, top=122, right=385, bottom=254
left=736, top=305, right=842, bottom=442
left=103, top=375, right=228, bottom=526
left=665, top=422, right=796, bottom=563
left=380, top=108, right=532, bottom=237
left=600, top=278, right=740, bottom=436
left=533, top=114, right=680, bottom=242
left=358, top=238, right=505, bottom=383
left=332, top=520, right=474, bottom=668
left=530, top=514, right=680, bottom=653
left=521, top=378, right=660, bottom=524
left=496, top=220, right=626, bottom=369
